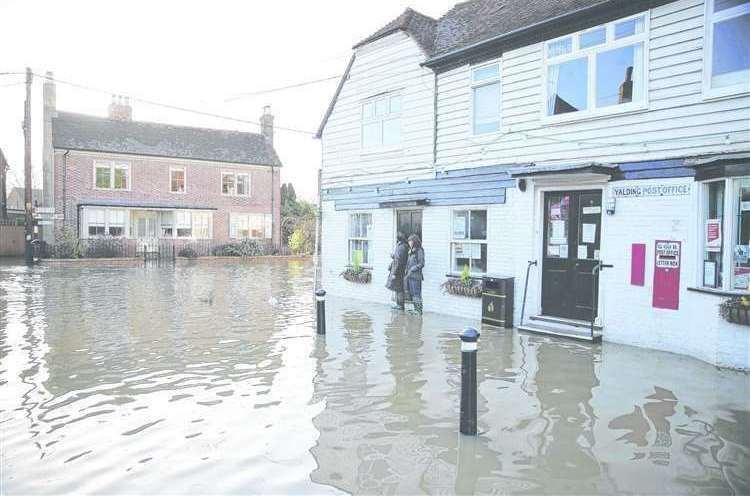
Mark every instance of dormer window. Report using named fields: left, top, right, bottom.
left=544, top=13, right=648, bottom=119
left=361, top=93, right=401, bottom=149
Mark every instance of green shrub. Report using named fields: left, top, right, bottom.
left=48, top=225, right=81, bottom=259
left=213, top=239, right=273, bottom=257
left=85, top=236, right=124, bottom=258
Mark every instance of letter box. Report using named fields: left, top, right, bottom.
left=653, top=240, right=681, bottom=310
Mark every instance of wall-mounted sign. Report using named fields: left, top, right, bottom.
left=610, top=183, right=691, bottom=198
left=703, top=260, right=718, bottom=288
left=653, top=240, right=681, bottom=310
left=705, top=219, right=722, bottom=252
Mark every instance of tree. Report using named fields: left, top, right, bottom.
left=280, top=182, right=316, bottom=253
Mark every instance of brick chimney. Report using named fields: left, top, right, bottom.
left=108, top=94, right=132, bottom=121
left=260, top=105, right=274, bottom=146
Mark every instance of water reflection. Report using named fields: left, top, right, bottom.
left=1, top=260, right=749, bottom=495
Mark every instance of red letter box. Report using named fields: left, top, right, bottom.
left=653, top=240, right=681, bottom=310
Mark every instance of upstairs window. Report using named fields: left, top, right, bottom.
left=545, top=14, right=647, bottom=118
left=471, top=62, right=501, bottom=134
left=222, top=172, right=251, bottom=196
left=361, top=93, right=401, bottom=149
left=94, top=161, right=130, bottom=190
left=170, top=168, right=185, bottom=193
left=705, top=0, right=750, bottom=96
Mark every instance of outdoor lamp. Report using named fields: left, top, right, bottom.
left=606, top=196, right=616, bottom=215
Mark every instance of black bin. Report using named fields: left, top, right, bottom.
left=482, top=276, right=514, bottom=328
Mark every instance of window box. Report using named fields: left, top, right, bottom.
left=441, top=276, right=483, bottom=298
left=340, top=267, right=372, bottom=284
left=719, top=296, right=750, bottom=325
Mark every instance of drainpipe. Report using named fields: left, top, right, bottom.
left=270, top=165, right=276, bottom=250
left=62, top=150, right=69, bottom=228
left=432, top=71, right=438, bottom=176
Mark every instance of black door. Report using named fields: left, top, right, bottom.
left=396, top=210, right=422, bottom=239
left=541, top=190, right=602, bottom=321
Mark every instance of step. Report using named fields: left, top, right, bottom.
left=529, top=314, right=602, bottom=331
left=518, top=323, right=602, bottom=343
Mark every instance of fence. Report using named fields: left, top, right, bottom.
left=0, top=224, right=25, bottom=256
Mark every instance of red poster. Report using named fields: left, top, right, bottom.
left=705, top=219, right=721, bottom=252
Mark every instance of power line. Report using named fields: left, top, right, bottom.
left=224, top=75, right=342, bottom=102
left=34, top=72, right=318, bottom=136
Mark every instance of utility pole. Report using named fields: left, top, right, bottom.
left=0, top=147, right=7, bottom=220
left=23, top=67, right=33, bottom=264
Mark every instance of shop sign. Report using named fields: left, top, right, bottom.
left=610, top=183, right=691, bottom=198
left=705, top=219, right=722, bottom=252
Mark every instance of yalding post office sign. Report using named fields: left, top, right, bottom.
left=610, top=183, right=691, bottom=198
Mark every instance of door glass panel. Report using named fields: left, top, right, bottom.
left=546, top=194, right=570, bottom=258
left=578, top=194, right=602, bottom=259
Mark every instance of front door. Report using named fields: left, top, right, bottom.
left=396, top=210, right=422, bottom=239
left=541, top=190, right=603, bottom=321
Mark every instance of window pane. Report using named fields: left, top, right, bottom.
left=108, top=226, right=123, bottom=236
left=579, top=27, right=606, bottom=49
left=114, top=167, right=128, bottom=189
left=548, top=58, right=588, bottom=115
left=453, top=211, right=469, bottom=239
left=375, top=98, right=387, bottom=116
left=452, top=242, right=471, bottom=272
left=222, top=174, right=235, bottom=194
left=363, top=102, right=374, bottom=118
left=472, top=64, right=500, bottom=82
left=236, top=174, right=250, bottom=195
left=361, top=214, right=372, bottom=238
left=362, top=121, right=381, bottom=148
left=714, top=0, right=749, bottom=12
left=88, top=225, right=105, bottom=236
left=472, top=244, right=488, bottom=274
left=470, top=210, right=487, bottom=240
left=734, top=180, right=750, bottom=290
left=615, top=17, right=645, bottom=39
left=96, top=166, right=111, bottom=188
left=383, top=118, right=401, bottom=145
left=349, top=239, right=369, bottom=265
left=712, top=13, right=750, bottom=88
left=171, top=169, right=185, bottom=192
left=389, top=95, right=401, bottom=113
left=473, top=82, right=501, bottom=134
left=596, top=44, right=643, bottom=107
left=547, top=37, right=572, bottom=58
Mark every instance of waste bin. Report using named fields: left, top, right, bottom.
left=482, top=276, right=514, bottom=328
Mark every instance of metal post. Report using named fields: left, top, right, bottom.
left=23, top=68, right=33, bottom=265
left=519, top=260, right=537, bottom=327
left=315, top=289, right=326, bottom=335
left=459, top=327, right=479, bottom=435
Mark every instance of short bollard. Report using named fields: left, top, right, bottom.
left=315, top=289, right=326, bottom=335
left=459, top=327, right=480, bottom=435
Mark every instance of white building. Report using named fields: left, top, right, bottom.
left=316, top=0, right=750, bottom=370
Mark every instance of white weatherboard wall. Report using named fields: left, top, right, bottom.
left=320, top=32, right=436, bottom=189
left=435, top=0, right=750, bottom=171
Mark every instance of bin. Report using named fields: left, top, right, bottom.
left=482, top=276, right=514, bottom=328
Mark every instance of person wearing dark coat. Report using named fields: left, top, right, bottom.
left=404, top=234, right=425, bottom=314
left=386, top=232, right=409, bottom=310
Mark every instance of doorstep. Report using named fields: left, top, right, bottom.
left=519, top=315, right=602, bottom=343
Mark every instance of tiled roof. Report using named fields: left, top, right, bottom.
left=354, top=7, right=437, bottom=54
left=52, top=111, right=282, bottom=167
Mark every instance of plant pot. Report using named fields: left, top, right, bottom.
left=727, top=307, right=750, bottom=325
left=441, top=278, right=482, bottom=298
left=341, top=268, right=372, bottom=284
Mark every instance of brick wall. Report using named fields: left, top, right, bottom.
left=53, top=150, right=281, bottom=244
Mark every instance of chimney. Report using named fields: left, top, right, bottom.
left=43, top=71, right=56, bottom=111
left=108, top=94, right=132, bottom=121
left=260, top=105, right=274, bottom=146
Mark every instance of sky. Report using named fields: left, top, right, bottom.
left=0, top=0, right=457, bottom=201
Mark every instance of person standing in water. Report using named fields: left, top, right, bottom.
left=405, top=234, right=425, bottom=315
left=386, top=232, right=409, bottom=310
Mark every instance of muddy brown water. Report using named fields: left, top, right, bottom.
left=1, top=259, right=748, bottom=495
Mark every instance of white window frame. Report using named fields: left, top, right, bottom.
left=229, top=212, right=271, bottom=239
left=93, top=160, right=131, bottom=191
left=221, top=171, right=251, bottom=197
left=170, top=167, right=186, bottom=194
left=697, top=176, right=750, bottom=293
left=450, top=208, right=489, bottom=275
left=470, top=60, right=502, bottom=136
left=191, top=211, right=212, bottom=239
left=83, top=207, right=128, bottom=238
left=348, top=212, right=373, bottom=268
left=360, top=92, right=402, bottom=152
left=541, top=11, right=650, bottom=124
left=703, top=0, right=750, bottom=99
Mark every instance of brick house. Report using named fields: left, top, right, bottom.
left=41, top=74, right=281, bottom=249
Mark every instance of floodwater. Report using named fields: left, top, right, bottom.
left=1, top=259, right=749, bottom=495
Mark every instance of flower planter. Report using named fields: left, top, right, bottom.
left=341, top=268, right=372, bottom=284
left=441, top=278, right=483, bottom=298
left=720, top=297, right=750, bottom=326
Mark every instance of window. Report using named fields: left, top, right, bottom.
left=700, top=177, right=750, bottom=291
left=94, top=161, right=130, bottom=190
left=229, top=213, right=271, bottom=239
left=471, top=63, right=501, bottom=134
left=222, top=172, right=251, bottom=196
left=175, top=211, right=192, bottom=238
left=348, top=213, right=372, bottom=266
left=160, top=211, right=174, bottom=237
left=170, top=168, right=185, bottom=193
left=451, top=209, right=488, bottom=274
left=85, top=208, right=126, bottom=237
left=87, top=209, right=106, bottom=237
left=107, top=210, right=126, bottom=237
left=361, top=93, right=401, bottom=149
left=705, top=0, right=750, bottom=96
left=545, top=14, right=647, bottom=118
left=192, top=212, right=211, bottom=239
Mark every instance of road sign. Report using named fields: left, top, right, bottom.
left=36, top=220, right=54, bottom=226
left=34, top=207, right=55, bottom=214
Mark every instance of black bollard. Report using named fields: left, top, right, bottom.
left=459, top=327, right=479, bottom=435
left=315, top=289, right=326, bottom=335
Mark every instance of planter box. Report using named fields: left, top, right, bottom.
left=441, top=279, right=482, bottom=298
left=725, top=307, right=750, bottom=326
left=341, top=268, right=372, bottom=284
